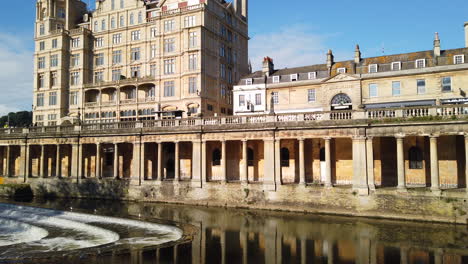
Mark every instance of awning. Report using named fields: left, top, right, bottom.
left=440, top=98, right=468, bottom=104
left=365, top=100, right=436, bottom=109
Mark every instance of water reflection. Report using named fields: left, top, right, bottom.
left=3, top=197, right=468, bottom=264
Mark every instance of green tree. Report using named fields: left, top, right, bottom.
left=0, top=111, right=33, bottom=128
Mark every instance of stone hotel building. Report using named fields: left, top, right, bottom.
left=33, top=0, right=249, bottom=126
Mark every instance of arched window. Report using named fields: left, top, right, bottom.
left=138, top=12, right=143, bottom=23
left=212, top=148, right=221, bottom=166
left=409, top=147, right=423, bottom=169
left=280, top=148, right=290, bottom=167
left=247, top=148, right=254, bottom=166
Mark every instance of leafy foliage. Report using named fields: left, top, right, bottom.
left=0, top=111, right=33, bottom=128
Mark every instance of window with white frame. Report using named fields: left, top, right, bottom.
left=71, top=54, right=80, bottom=67
left=138, top=12, right=143, bottom=24
left=164, top=38, right=175, bottom=53
left=70, top=72, right=80, bottom=85
left=369, top=83, right=378, bottom=98
left=111, top=17, right=116, bottom=29
left=49, top=92, right=57, bottom=106
left=151, top=27, right=157, bottom=38
left=120, top=0, right=124, bottom=8
left=337, top=67, right=346, bottom=74
left=70, top=91, right=79, bottom=105
left=454, top=55, right=465, bottom=64
left=112, top=33, right=122, bottom=44
left=131, top=30, right=140, bottom=41
left=150, top=64, right=157, bottom=77
left=189, top=77, right=197, bottom=94
left=101, top=19, right=106, bottom=31
left=392, top=81, right=401, bottom=96
left=442, top=77, right=452, bottom=92
left=48, top=114, right=57, bottom=121
left=94, top=21, right=99, bottom=32
left=39, top=24, right=45, bottom=35
left=50, top=72, right=57, bottom=86
left=308, top=72, right=317, bottom=79
left=391, top=61, right=401, bottom=71
left=71, top=38, right=80, bottom=48
left=239, top=95, right=245, bottom=106
left=164, top=59, right=175, bottom=74
left=94, top=71, right=104, bottom=83
left=38, top=57, right=46, bottom=69
left=50, top=55, right=59, bottom=67
left=129, top=13, right=134, bottom=25
left=272, top=76, right=280, bottom=83
left=290, top=74, right=298, bottom=81
left=189, top=32, right=197, bottom=48
left=111, top=0, right=115, bottom=10
left=369, top=64, right=378, bottom=73
left=38, top=74, right=45, bottom=88
left=58, top=8, right=65, bottom=19
left=37, top=93, right=44, bottom=107
left=95, top=37, right=104, bottom=47
left=131, top=48, right=140, bottom=61
left=219, top=44, right=225, bottom=57
left=164, top=20, right=175, bottom=32
left=417, top=79, right=426, bottom=94
left=150, top=44, right=157, bottom=58
left=95, top=53, right=104, bottom=66
left=415, top=59, right=425, bottom=68
left=189, top=54, right=198, bottom=71
left=112, top=50, right=122, bottom=64
left=184, top=16, right=196, bottom=27
left=39, top=41, right=45, bottom=51
left=112, top=69, right=121, bottom=81
left=130, top=66, right=140, bottom=78
left=119, top=15, right=125, bottom=27
left=308, top=89, right=316, bottom=102
left=245, top=78, right=253, bottom=85
left=164, top=81, right=175, bottom=97
left=272, top=92, right=279, bottom=104
left=220, top=64, right=226, bottom=79
left=52, top=39, right=58, bottom=49
left=255, top=94, right=262, bottom=105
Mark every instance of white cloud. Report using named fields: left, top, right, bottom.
left=0, top=33, right=33, bottom=116
left=249, top=25, right=352, bottom=71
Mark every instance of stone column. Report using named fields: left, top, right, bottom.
left=327, top=240, right=334, bottom=264
left=430, top=136, right=440, bottom=191
left=264, top=139, right=276, bottom=191
left=396, top=136, right=406, bottom=189
left=220, top=231, right=226, bottom=264
left=353, top=136, right=369, bottom=195
left=274, top=138, right=282, bottom=186
left=241, top=140, right=248, bottom=184
left=400, top=247, right=408, bottom=264
left=71, top=143, right=79, bottom=180
left=299, top=138, right=306, bottom=186
left=465, top=135, right=468, bottom=192
left=113, top=143, right=119, bottom=179
left=5, top=145, right=10, bottom=177
left=78, top=143, right=83, bottom=180
left=56, top=144, right=61, bottom=178
left=132, top=142, right=141, bottom=185
left=191, top=140, right=202, bottom=187
left=140, top=142, right=145, bottom=181
left=324, top=137, right=332, bottom=187
left=174, top=141, right=180, bottom=182
left=20, top=144, right=28, bottom=181
left=201, top=140, right=207, bottom=184
left=300, top=237, right=307, bottom=264
left=157, top=142, right=162, bottom=182
left=366, top=137, right=376, bottom=191
left=95, top=143, right=101, bottom=179
left=221, top=140, right=227, bottom=183
left=240, top=231, right=248, bottom=264
left=40, top=145, right=46, bottom=178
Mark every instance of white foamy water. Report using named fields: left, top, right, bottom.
left=0, top=203, right=183, bottom=258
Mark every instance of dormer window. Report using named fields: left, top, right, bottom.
left=337, top=68, right=346, bottom=74
left=415, top=59, right=426, bottom=69
left=369, top=64, right=378, bottom=73
left=391, top=62, right=401, bottom=71
left=308, top=72, right=317, bottom=80
left=245, top=78, right=253, bottom=85
left=454, top=55, right=465, bottom=64
left=272, top=76, right=280, bottom=83
left=290, top=74, right=298, bottom=81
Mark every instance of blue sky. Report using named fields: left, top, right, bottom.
left=0, top=0, right=467, bottom=114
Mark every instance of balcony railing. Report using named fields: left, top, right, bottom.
left=0, top=105, right=467, bottom=136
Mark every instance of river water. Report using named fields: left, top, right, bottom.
left=0, top=197, right=467, bottom=264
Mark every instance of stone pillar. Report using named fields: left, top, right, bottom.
left=71, top=143, right=79, bottom=179
left=366, top=137, right=376, bottom=191
left=299, top=138, right=306, bottom=186
left=5, top=145, right=10, bottom=177
left=353, top=136, right=369, bottom=195
left=264, top=139, right=276, bottom=191
left=241, top=140, right=248, bottom=184
left=221, top=140, right=227, bottom=183
left=174, top=141, right=180, bottom=182
left=327, top=240, right=334, bottom=264
left=140, top=142, right=145, bottom=181
left=465, top=135, right=468, bottom=192
left=95, top=143, right=101, bottom=179
left=40, top=145, right=46, bottom=178
left=400, top=247, right=408, bottom=264
left=191, top=140, right=202, bottom=187
left=132, top=141, right=141, bottom=185
left=300, top=238, right=307, bottom=264
left=396, top=136, right=406, bottom=189
left=157, top=142, right=162, bottom=182
left=220, top=231, right=226, bottom=264
left=201, top=140, right=207, bottom=184
left=274, top=138, right=282, bottom=186
left=20, top=144, right=28, bottom=181
left=56, top=144, right=61, bottom=178
left=430, top=136, right=440, bottom=191
left=113, top=143, right=119, bottom=179
left=240, top=231, right=248, bottom=264
left=324, top=137, right=332, bottom=187
left=78, top=143, right=83, bottom=180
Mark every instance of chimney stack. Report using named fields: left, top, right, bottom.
left=327, top=49, right=334, bottom=69
left=242, top=0, right=248, bottom=21
left=262, top=57, right=274, bottom=77
left=354, top=45, right=361, bottom=64
left=465, top=22, right=468, bottom=48
left=433, top=32, right=441, bottom=57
